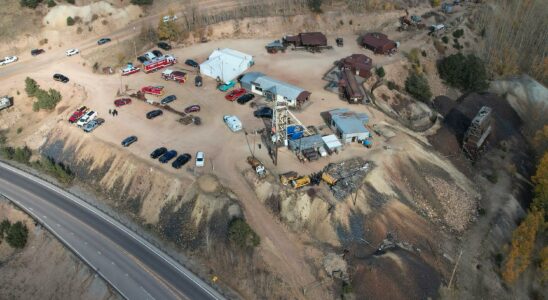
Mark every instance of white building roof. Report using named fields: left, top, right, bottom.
left=200, top=48, right=253, bottom=83
left=322, top=134, right=343, bottom=150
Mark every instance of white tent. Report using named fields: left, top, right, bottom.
left=199, top=48, right=254, bottom=84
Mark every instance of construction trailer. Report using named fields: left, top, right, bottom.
left=239, top=72, right=311, bottom=108
left=288, top=134, right=324, bottom=152
left=463, top=106, right=493, bottom=160
left=360, top=32, right=398, bottom=55
left=326, top=108, right=370, bottom=143
left=339, top=68, right=365, bottom=104
left=282, top=32, right=333, bottom=52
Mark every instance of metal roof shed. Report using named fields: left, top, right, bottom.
left=322, top=134, right=343, bottom=152
left=199, top=48, right=254, bottom=84
left=288, top=134, right=324, bottom=152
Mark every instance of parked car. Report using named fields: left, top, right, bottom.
left=225, top=88, right=246, bottom=101
left=150, top=147, right=167, bottom=159
left=217, top=80, right=236, bottom=92
left=160, top=95, right=177, bottom=105
left=159, top=150, right=177, bottom=163
left=68, top=106, right=87, bottom=123
left=137, top=56, right=148, bottom=63
left=254, top=107, right=273, bottom=119
left=121, top=136, right=138, bottom=147
left=194, top=75, right=202, bottom=87
left=114, top=98, right=132, bottom=107
left=195, top=151, right=205, bottom=167
left=223, top=115, right=243, bottom=132
left=152, top=50, right=163, bottom=57
left=97, top=38, right=111, bottom=45
left=163, top=15, right=178, bottom=23
left=237, top=93, right=255, bottom=105
left=83, top=118, right=104, bottom=132
left=146, top=109, right=163, bottom=119
left=157, top=42, right=172, bottom=50
left=172, top=153, right=191, bottom=169
left=185, top=59, right=199, bottom=68
left=53, top=73, right=69, bottom=83
left=65, top=48, right=80, bottom=56
left=0, top=56, right=18, bottom=66
left=76, top=110, right=97, bottom=127
left=31, top=49, right=45, bottom=56
left=184, top=105, right=200, bottom=113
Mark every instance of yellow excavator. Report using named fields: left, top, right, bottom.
left=280, top=171, right=299, bottom=186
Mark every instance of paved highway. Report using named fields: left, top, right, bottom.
left=0, top=161, right=225, bottom=300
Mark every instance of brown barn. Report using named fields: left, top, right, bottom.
left=361, top=33, right=397, bottom=55
left=338, top=54, right=373, bottom=78
left=283, top=32, right=328, bottom=47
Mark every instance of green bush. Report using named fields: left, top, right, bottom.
left=47, top=0, right=56, bottom=7
left=0, top=220, right=11, bottom=241
left=131, top=0, right=153, bottom=4
left=0, top=146, right=15, bottom=160
left=67, top=16, right=75, bottom=26
left=405, top=71, right=432, bottom=102
left=387, top=81, right=399, bottom=91
left=25, top=77, right=39, bottom=97
left=228, top=218, right=260, bottom=249
left=13, top=146, right=32, bottom=164
left=376, top=67, right=385, bottom=78
left=441, top=36, right=449, bottom=44
left=66, top=0, right=75, bottom=3
left=438, top=53, right=489, bottom=92
left=6, top=221, right=29, bottom=249
left=453, top=29, right=464, bottom=39
left=32, top=88, right=62, bottom=111
left=20, top=0, right=42, bottom=8
left=308, top=0, right=323, bottom=13
left=34, top=156, right=74, bottom=184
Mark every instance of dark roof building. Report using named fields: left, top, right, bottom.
left=361, top=33, right=397, bottom=55
left=283, top=32, right=328, bottom=47
left=338, top=54, right=373, bottom=78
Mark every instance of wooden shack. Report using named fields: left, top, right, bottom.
left=361, top=33, right=397, bottom=55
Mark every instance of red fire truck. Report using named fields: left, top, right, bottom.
left=143, top=55, right=176, bottom=73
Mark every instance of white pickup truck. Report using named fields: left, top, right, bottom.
left=0, top=96, right=12, bottom=111
left=0, top=56, right=18, bottom=66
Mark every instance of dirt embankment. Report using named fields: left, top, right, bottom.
left=38, top=126, right=292, bottom=299
left=0, top=198, right=120, bottom=300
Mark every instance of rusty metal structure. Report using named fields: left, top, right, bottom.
left=462, top=106, right=493, bottom=160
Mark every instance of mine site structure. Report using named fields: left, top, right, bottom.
left=266, top=32, right=333, bottom=54
left=462, top=106, right=493, bottom=160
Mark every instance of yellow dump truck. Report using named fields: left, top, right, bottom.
left=321, top=172, right=338, bottom=186
left=280, top=171, right=299, bottom=186
left=291, top=176, right=311, bottom=189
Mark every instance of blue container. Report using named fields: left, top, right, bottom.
left=287, top=125, right=304, bottom=140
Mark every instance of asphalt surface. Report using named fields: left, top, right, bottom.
left=0, top=161, right=225, bottom=300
